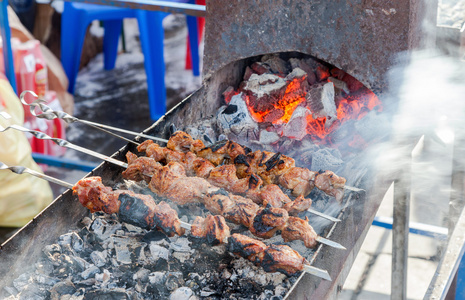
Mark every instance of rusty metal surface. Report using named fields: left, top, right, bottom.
left=203, top=0, right=429, bottom=94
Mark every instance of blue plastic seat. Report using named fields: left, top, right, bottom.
left=61, top=1, right=200, bottom=120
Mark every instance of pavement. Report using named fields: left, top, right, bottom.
left=44, top=11, right=461, bottom=300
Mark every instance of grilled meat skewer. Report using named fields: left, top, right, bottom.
left=136, top=140, right=313, bottom=214
left=165, top=131, right=347, bottom=202
left=122, top=154, right=345, bottom=249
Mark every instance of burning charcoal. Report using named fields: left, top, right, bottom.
left=251, top=61, right=271, bottom=75
left=35, top=259, right=54, bottom=276
left=289, top=58, right=317, bottom=85
left=165, top=272, right=184, bottom=291
left=149, top=243, right=170, bottom=261
left=169, top=237, right=193, bottom=253
left=69, top=255, right=89, bottom=272
left=328, top=77, right=350, bottom=95
left=283, top=106, right=310, bottom=140
left=243, top=66, right=254, bottom=81
left=123, top=223, right=146, bottom=235
left=311, top=148, right=343, bottom=172
left=50, top=280, right=76, bottom=299
left=89, top=217, right=122, bottom=241
left=170, top=287, right=193, bottom=300
left=90, top=250, right=108, bottom=267
left=284, top=67, right=307, bottom=81
left=222, top=86, right=236, bottom=104
left=80, top=265, right=100, bottom=280
left=261, top=54, right=289, bottom=75
left=216, top=93, right=259, bottom=143
left=306, top=82, right=337, bottom=127
left=259, top=129, right=280, bottom=145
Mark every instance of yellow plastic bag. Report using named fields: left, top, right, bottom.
left=0, top=78, right=53, bottom=227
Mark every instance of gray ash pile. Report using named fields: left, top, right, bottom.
left=2, top=210, right=298, bottom=300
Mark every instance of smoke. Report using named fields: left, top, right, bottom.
left=371, top=48, right=465, bottom=232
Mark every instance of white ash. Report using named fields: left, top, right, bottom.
left=328, top=76, right=350, bottom=95
left=243, top=73, right=287, bottom=99
left=149, top=243, right=170, bottom=261
left=259, top=129, right=280, bottom=145
left=217, top=93, right=259, bottom=143
left=260, top=54, right=289, bottom=75
left=170, top=286, right=194, bottom=300
left=311, top=148, right=344, bottom=172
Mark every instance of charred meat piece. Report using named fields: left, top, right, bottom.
left=227, top=233, right=267, bottom=264
left=191, top=215, right=231, bottom=245
left=73, top=177, right=186, bottom=237
left=279, top=167, right=316, bottom=197
left=314, top=170, right=346, bottom=203
left=250, top=206, right=289, bottom=239
left=282, top=216, right=318, bottom=248
left=73, top=176, right=120, bottom=214
left=122, top=152, right=162, bottom=183
left=197, top=140, right=247, bottom=166
left=250, top=184, right=292, bottom=208
left=227, top=234, right=307, bottom=276
left=261, top=244, right=307, bottom=275
left=235, top=150, right=295, bottom=185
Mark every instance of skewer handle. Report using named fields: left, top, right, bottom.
left=0, top=162, right=74, bottom=189
left=19, top=90, right=167, bottom=144
left=0, top=121, right=128, bottom=169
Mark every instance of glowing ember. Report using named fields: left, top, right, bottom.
left=223, top=55, right=382, bottom=144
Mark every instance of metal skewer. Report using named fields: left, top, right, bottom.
left=0, top=160, right=331, bottom=281
left=19, top=91, right=168, bottom=145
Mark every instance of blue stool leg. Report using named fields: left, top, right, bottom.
left=103, top=19, right=123, bottom=70
left=137, top=10, right=166, bottom=120
left=186, top=14, right=199, bottom=77
left=61, top=6, right=89, bottom=94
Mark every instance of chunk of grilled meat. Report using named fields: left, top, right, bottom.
left=282, top=216, right=318, bottom=248
left=228, top=233, right=308, bottom=276
left=122, top=156, right=320, bottom=248
left=73, top=177, right=185, bottom=236
left=165, top=131, right=347, bottom=200
left=250, top=206, right=289, bottom=239
left=191, top=214, right=231, bottom=245
left=122, top=152, right=162, bottom=183
left=136, top=144, right=312, bottom=214
left=73, top=176, right=120, bottom=214
left=314, top=170, right=346, bottom=202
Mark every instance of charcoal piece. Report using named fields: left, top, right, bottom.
left=259, top=130, right=280, bottom=145
left=95, top=269, right=111, bottom=283
left=148, top=272, right=165, bottom=285
left=169, top=124, right=177, bottom=135
left=328, top=77, right=349, bottom=95
left=90, top=218, right=122, bottom=241
left=80, top=265, right=100, bottom=280
left=133, top=268, right=150, bottom=282
left=283, top=106, right=310, bottom=140
left=169, top=237, right=193, bottom=253
left=3, top=286, right=18, bottom=297
left=69, top=255, right=89, bottom=272
left=165, top=272, right=184, bottom=292
left=82, top=289, right=130, bottom=299
left=172, top=251, right=191, bottom=263
left=13, top=273, right=32, bottom=291
left=112, top=236, right=146, bottom=265
left=311, top=148, right=343, bottom=172
left=289, top=58, right=316, bottom=85
left=306, top=82, right=337, bottom=126
left=216, top=93, right=259, bottom=143
left=34, top=274, right=59, bottom=286
left=90, top=250, right=108, bottom=267
left=251, top=61, right=271, bottom=75
left=170, top=287, right=193, bottom=300
left=35, top=259, right=54, bottom=276
left=14, top=283, right=49, bottom=300
left=261, top=54, right=289, bottom=75
left=50, top=280, right=76, bottom=298
left=149, top=243, right=170, bottom=262
left=222, top=86, right=236, bottom=104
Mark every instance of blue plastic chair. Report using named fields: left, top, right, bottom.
left=61, top=1, right=200, bottom=120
